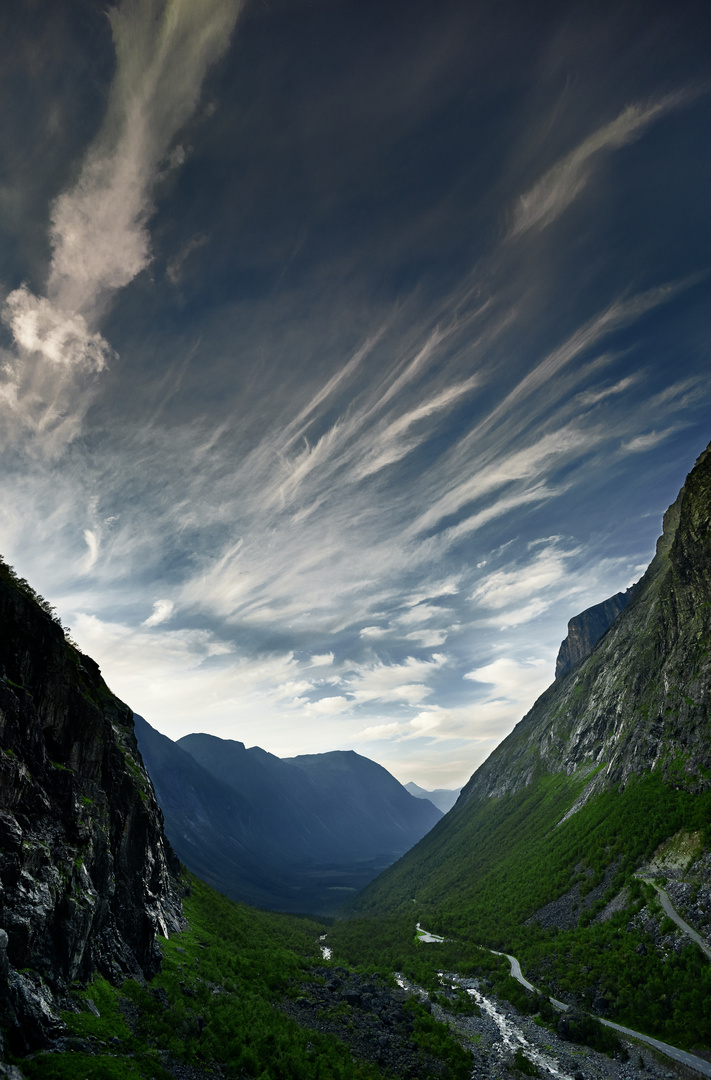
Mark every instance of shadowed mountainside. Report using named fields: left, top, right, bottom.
left=135, top=724, right=442, bottom=915
left=554, top=588, right=635, bottom=678
left=0, top=561, right=182, bottom=1056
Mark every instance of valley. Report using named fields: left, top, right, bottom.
left=134, top=717, right=442, bottom=915
left=0, top=439, right=709, bottom=1078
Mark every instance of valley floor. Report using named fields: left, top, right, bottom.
left=408, top=972, right=710, bottom=1080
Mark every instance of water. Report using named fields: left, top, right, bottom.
left=319, top=933, right=332, bottom=960
left=464, top=984, right=574, bottom=1079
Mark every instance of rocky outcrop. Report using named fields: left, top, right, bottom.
left=460, top=441, right=711, bottom=805
left=555, top=589, right=635, bottom=678
left=0, top=562, right=183, bottom=1055
left=280, top=966, right=446, bottom=1077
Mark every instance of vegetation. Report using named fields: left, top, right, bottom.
left=18, top=874, right=471, bottom=1080
left=332, top=771, right=711, bottom=1052
left=0, top=554, right=77, bottom=645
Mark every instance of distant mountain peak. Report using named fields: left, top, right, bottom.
left=137, top=724, right=442, bottom=915
left=404, top=781, right=461, bottom=814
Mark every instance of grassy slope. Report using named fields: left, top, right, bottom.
left=334, top=770, right=711, bottom=1050
left=19, top=873, right=472, bottom=1080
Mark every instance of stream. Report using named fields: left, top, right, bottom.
left=319, top=933, right=332, bottom=960
left=318, top=926, right=711, bottom=1077
left=463, top=982, right=574, bottom=1080
left=395, top=968, right=575, bottom=1078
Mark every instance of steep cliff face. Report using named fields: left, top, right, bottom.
left=351, top=443, right=711, bottom=950
left=461, top=442, right=710, bottom=806
left=0, top=563, right=183, bottom=1053
left=554, top=589, right=634, bottom=678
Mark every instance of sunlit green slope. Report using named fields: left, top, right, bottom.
left=345, top=442, right=711, bottom=1050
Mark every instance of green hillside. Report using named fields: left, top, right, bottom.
left=19, top=873, right=471, bottom=1080
left=333, top=771, right=711, bottom=1048
left=332, top=444, right=711, bottom=1053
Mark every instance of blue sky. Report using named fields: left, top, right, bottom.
left=0, top=0, right=709, bottom=788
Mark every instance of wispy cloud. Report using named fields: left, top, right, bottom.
left=0, top=0, right=243, bottom=454
left=143, top=599, right=175, bottom=627
left=577, top=375, right=637, bottom=406
left=511, top=90, right=694, bottom=237
left=622, top=427, right=679, bottom=453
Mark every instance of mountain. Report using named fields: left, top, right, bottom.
left=0, top=560, right=182, bottom=1055
left=135, top=724, right=442, bottom=914
left=554, top=587, right=635, bottom=678
left=132, top=716, right=290, bottom=911
left=286, top=750, right=443, bottom=855
left=456, top=441, right=710, bottom=805
left=349, top=441, right=711, bottom=1049
left=404, top=781, right=460, bottom=814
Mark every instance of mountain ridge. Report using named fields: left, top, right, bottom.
left=459, top=441, right=710, bottom=807
left=404, top=781, right=460, bottom=814
left=135, top=721, right=442, bottom=914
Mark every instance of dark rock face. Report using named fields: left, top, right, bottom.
left=0, top=565, right=182, bottom=1053
left=459, top=442, right=711, bottom=804
left=555, top=589, right=634, bottom=678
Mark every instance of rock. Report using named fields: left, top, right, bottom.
left=0, top=1065, right=26, bottom=1080
left=555, top=590, right=634, bottom=679
left=449, top=443, right=711, bottom=807
left=0, top=561, right=184, bottom=1054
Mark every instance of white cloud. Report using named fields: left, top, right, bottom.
left=343, top=655, right=446, bottom=707
left=166, top=232, right=209, bottom=285
left=3, top=287, right=113, bottom=372
left=395, top=602, right=450, bottom=626
left=353, top=376, right=479, bottom=480
left=83, top=530, right=100, bottom=572
left=460, top=655, right=553, bottom=737
left=142, top=599, right=175, bottom=627
left=310, top=695, right=350, bottom=715
left=622, top=427, right=678, bottom=453
left=577, top=375, right=637, bottom=406
left=511, top=90, right=692, bottom=237
left=470, top=544, right=578, bottom=610
left=412, top=425, right=588, bottom=537
left=0, top=0, right=243, bottom=454
left=405, top=629, right=449, bottom=648
left=309, top=652, right=334, bottom=667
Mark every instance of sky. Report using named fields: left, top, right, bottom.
left=0, top=0, right=710, bottom=790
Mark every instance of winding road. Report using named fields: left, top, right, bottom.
left=636, top=876, right=711, bottom=961
left=419, top=917, right=711, bottom=1077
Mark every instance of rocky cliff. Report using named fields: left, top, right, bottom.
left=554, top=588, right=634, bottom=678
left=0, top=561, right=183, bottom=1055
left=460, top=441, right=710, bottom=807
